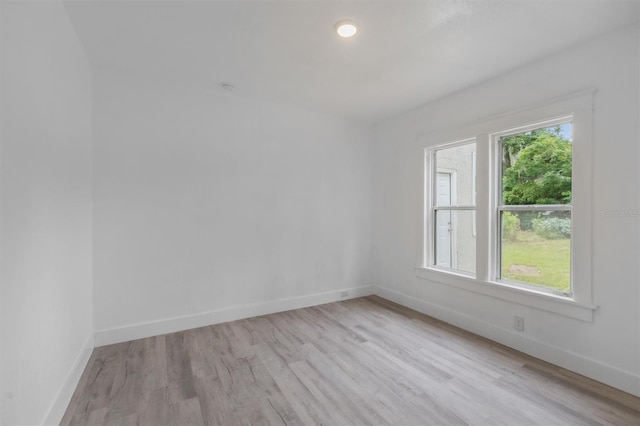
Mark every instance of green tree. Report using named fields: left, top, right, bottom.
left=502, top=132, right=571, bottom=205
left=502, top=127, right=560, bottom=169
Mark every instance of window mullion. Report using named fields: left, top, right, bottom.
left=499, top=205, right=572, bottom=212
left=475, top=133, right=490, bottom=282
left=434, top=206, right=476, bottom=211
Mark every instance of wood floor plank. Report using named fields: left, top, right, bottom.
left=300, top=343, right=391, bottom=425
left=64, top=407, right=108, bottom=426
left=164, top=332, right=197, bottom=400
left=262, top=353, right=349, bottom=425
left=167, top=397, right=205, bottom=426
left=243, top=360, right=303, bottom=425
left=62, top=296, right=640, bottom=425
left=61, top=343, right=128, bottom=426
left=492, top=368, right=604, bottom=426
left=288, top=358, right=375, bottom=425
left=193, top=375, right=244, bottom=426
left=105, top=340, right=150, bottom=420
left=213, top=355, right=298, bottom=425
left=322, top=335, right=465, bottom=424
left=325, top=349, right=460, bottom=426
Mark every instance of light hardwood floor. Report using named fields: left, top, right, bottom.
left=61, top=296, right=640, bottom=425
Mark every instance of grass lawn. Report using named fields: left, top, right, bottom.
left=501, top=230, right=570, bottom=293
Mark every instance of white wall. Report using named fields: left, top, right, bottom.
left=373, top=24, right=640, bottom=395
left=92, top=70, right=374, bottom=340
left=0, top=1, right=93, bottom=425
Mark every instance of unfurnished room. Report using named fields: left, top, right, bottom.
left=1, top=0, right=639, bottom=425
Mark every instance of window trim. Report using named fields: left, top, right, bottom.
left=418, top=90, right=597, bottom=322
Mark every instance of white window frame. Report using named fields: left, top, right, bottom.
left=417, top=90, right=597, bottom=322
left=492, top=116, right=573, bottom=297
left=425, top=140, right=476, bottom=275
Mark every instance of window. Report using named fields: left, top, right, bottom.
left=427, top=140, right=476, bottom=275
left=419, top=92, right=595, bottom=321
left=496, top=119, right=573, bottom=296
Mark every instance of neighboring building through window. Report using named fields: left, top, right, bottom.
left=430, top=141, right=476, bottom=275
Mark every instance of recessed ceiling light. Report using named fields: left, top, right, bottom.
left=335, top=20, right=357, bottom=38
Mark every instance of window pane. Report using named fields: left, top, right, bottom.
left=435, top=143, right=476, bottom=206
left=501, top=123, right=572, bottom=205
left=500, top=210, right=571, bottom=293
left=436, top=210, right=476, bottom=274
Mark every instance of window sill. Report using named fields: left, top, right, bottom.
left=415, top=266, right=597, bottom=322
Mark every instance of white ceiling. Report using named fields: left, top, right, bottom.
left=64, top=0, right=640, bottom=122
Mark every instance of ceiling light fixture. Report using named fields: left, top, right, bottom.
left=335, top=20, right=357, bottom=38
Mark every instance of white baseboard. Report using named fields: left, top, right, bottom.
left=42, top=335, right=94, bottom=426
left=94, top=285, right=374, bottom=347
left=374, top=285, right=640, bottom=397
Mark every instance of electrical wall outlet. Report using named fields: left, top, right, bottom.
left=514, top=316, right=525, bottom=332
left=340, top=290, right=350, bottom=298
